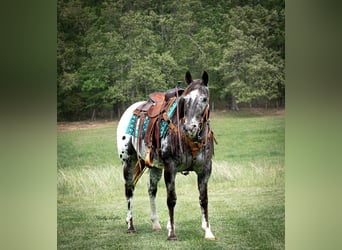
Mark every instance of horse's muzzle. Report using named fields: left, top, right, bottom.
left=183, top=123, right=200, bottom=139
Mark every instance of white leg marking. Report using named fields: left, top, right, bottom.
left=166, top=219, right=175, bottom=237
left=150, top=196, right=161, bottom=231
left=126, top=198, right=133, bottom=230
left=201, top=208, right=215, bottom=240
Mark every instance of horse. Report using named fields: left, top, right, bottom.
left=116, top=71, right=216, bottom=240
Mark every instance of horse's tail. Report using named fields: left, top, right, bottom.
left=133, top=159, right=147, bottom=187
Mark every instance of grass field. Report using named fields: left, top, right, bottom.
left=57, top=110, right=285, bottom=249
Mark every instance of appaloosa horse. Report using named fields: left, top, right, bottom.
left=116, top=71, right=215, bottom=240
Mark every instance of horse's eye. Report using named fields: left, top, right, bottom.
left=202, top=97, right=207, bottom=103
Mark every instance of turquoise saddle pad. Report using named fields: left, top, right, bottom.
left=126, top=99, right=177, bottom=139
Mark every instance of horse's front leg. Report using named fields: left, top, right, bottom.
left=148, top=167, right=163, bottom=231
left=198, top=162, right=215, bottom=240
left=164, top=162, right=177, bottom=240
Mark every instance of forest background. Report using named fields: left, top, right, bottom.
left=57, top=0, right=285, bottom=121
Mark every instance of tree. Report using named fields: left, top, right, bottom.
left=57, top=0, right=285, bottom=120
left=218, top=5, right=284, bottom=108
left=57, top=0, right=93, bottom=120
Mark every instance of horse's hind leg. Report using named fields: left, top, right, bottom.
left=148, top=167, right=163, bottom=231
left=124, top=161, right=136, bottom=233
left=121, top=139, right=137, bottom=233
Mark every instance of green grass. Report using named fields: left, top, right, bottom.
left=58, top=111, right=285, bottom=249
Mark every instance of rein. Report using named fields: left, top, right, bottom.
left=175, top=85, right=183, bottom=154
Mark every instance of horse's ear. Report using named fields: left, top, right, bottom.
left=185, top=71, right=192, bottom=85
left=202, top=71, right=209, bottom=86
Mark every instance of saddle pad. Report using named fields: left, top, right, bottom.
left=126, top=115, right=150, bottom=139
left=126, top=98, right=178, bottom=139
left=159, top=99, right=177, bottom=137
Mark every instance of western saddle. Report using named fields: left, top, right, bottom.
left=132, top=87, right=184, bottom=168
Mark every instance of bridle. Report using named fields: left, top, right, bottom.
left=162, top=86, right=217, bottom=163
left=182, top=104, right=212, bottom=159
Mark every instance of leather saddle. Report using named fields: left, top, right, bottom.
left=133, top=88, right=184, bottom=118
left=134, top=92, right=166, bottom=118
left=132, top=88, right=184, bottom=167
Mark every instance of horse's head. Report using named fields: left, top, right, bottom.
left=180, top=71, right=210, bottom=140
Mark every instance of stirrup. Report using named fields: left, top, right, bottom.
left=144, top=147, right=154, bottom=167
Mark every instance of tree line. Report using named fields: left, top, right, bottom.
left=58, top=0, right=284, bottom=121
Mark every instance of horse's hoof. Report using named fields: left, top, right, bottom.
left=127, top=229, right=136, bottom=234
left=152, top=224, right=162, bottom=231
left=205, top=236, right=215, bottom=240
left=204, top=229, right=215, bottom=240
left=167, top=235, right=177, bottom=241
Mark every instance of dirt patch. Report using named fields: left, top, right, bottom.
left=239, top=108, right=285, bottom=116
left=58, top=109, right=284, bottom=131
left=57, top=120, right=118, bottom=131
